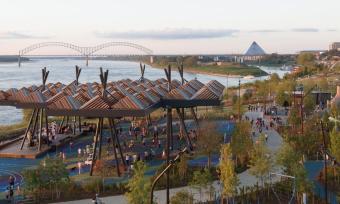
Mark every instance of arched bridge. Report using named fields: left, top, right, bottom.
left=18, top=42, right=154, bottom=67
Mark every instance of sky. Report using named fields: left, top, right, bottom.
left=0, top=0, right=339, bottom=55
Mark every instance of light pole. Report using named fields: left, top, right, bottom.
left=150, top=147, right=188, bottom=204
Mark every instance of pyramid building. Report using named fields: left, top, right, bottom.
left=245, top=41, right=266, bottom=56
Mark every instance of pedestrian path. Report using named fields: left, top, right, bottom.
left=54, top=111, right=284, bottom=204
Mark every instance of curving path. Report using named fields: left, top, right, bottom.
left=53, top=110, right=285, bottom=204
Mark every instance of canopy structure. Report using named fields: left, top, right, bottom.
left=0, top=65, right=224, bottom=181
left=0, top=78, right=224, bottom=116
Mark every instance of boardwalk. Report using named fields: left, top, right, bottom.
left=0, top=132, right=81, bottom=159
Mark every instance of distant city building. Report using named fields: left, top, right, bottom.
left=299, top=50, right=326, bottom=55
left=329, top=42, right=340, bottom=51
left=236, top=41, right=266, bottom=62
left=245, top=41, right=266, bottom=56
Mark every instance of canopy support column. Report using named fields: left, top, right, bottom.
left=73, top=116, right=76, bottom=135
left=32, top=109, right=40, bottom=141
left=98, top=118, right=103, bottom=160
left=38, top=109, right=43, bottom=151
left=190, top=107, right=199, bottom=128
left=176, top=108, right=193, bottom=150
left=90, top=118, right=101, bottom=176
left=165, top=107, right=172, bottom=204
left=110, top=118, right=126, bottom=167
left=45, top=110, right=49, bottom=142
left=58, top=116, right=65, bottom=134
left=20, top=109, right=37, bottom=150
left=108, top=118, right=121, bottom=177
left=78, top=116, right=82, bottom=132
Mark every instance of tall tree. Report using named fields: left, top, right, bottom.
left=177, top=154, right=189, bottom=181
left=197, top=122, right=222, bottom=169
left=189, top=168, right=213, bottom=202
left=125, top=161, right=151, bottom=204
left=231, top=121, right=253, bottom=167
left=297, top=53, right=315, bottom=66
left=276, top=141, right=312, bottom=200
left=218, top=144, right=239, bottom=204
left=249, top=134, right=273, bottom=186
left=330, top=128, right=340, bottom=161
left=275, top=89, right=290, bottom=107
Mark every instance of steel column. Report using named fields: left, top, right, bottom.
left=110, top=118, right=126, bottom=166
left=20, top=109, right=37, bottom=150
left=108, top=118, right=121, bottom=176
left=90, top=118, right=101, bottom=176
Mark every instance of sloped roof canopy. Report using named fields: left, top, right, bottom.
left=0, top=78, right=224, bottom=117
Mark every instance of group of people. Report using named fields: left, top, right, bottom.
left=26, top=121, right=60, bottom=147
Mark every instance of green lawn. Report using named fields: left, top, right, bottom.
left=189, top=65, right=268, bottom=77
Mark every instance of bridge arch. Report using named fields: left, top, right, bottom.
left=18, top=41, right=153, bottom=67
left=89, top=42, right=153, bottom=55
left=19, top=42, right=85, bottom=56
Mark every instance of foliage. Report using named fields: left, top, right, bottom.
left=242, top=91, right=253, bottom=102
left=330, top=128, right=340, bottom=163
left=197, top=122, right=222, bottom=168
left=297, top=53, right=315, bottom=66
left=94, top=159, right=117, bottom=177
left=0, top=109, right=33, bottom=140
left=170, top=190, right=194, bottom=204
left=269, top=73, right=281, bottom=84
left=276, top=141, right=312, bottom=193
left=177, top=154, right=189, bottom=181
left=232, top=97, right=246, bottom=118
left=218, top=144, right=239, bottom=199
left=303, top=94, right=316, bottom=114
left=231, top=122, right=253, bottom=167
left=260, top=54, right=296, bottom=66
left=125, top=161, right=151, bottom=204
left=276, top=142, right=302, bottom=172
left=289, top=116, right=323, bottom=157
left=23, top=157, right=69, bottom=201
left=183, top=56, right=198, bottom=67
left=189, top=168, right=213, bottom=201
left=275, top=89, right=290, bottom=107
left=249, top=134, right=273, bottom=186
left=288, top=106, right=301, bottom=128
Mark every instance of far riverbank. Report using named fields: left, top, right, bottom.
left=148, top=62, right=268, bottom=78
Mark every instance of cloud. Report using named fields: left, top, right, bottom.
left=95, top=28, right=239, bottom=40
left=249, top=29, right=283, bottom=33
left=0, top=31, right=51, bottom=39
left=291, top=28, right=319, bottom=32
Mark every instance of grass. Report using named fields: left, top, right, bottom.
left=150, top=61, right=268, bottom=77
left=188, top=64, right=268, bottom=77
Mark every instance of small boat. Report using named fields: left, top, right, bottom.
left=280, top=64, right=293, bottom=71
left=243, top=75, right=255, bottom=79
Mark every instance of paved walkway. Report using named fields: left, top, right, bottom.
left=54, top=111, right=284, bottom=204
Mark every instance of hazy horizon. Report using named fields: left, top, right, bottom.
left=0, top=0, right=339, bottom=55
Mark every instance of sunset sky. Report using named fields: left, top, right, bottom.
left=0, top=0, right=339, bottom=55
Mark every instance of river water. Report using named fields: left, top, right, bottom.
left=0, top=59, right=288, bottom=125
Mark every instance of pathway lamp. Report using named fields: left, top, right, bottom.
left=150, top=147, right=189, bottom=204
